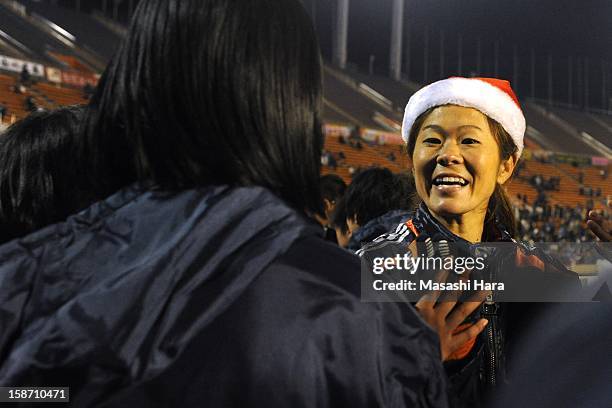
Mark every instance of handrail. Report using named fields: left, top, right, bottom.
left=324, top=65, right=400, bottom=114
left=28, top=12, right=106, bottom=72
left=526, top=101, right=611, bottom=158
left=91, top=11, right=128, bottom=37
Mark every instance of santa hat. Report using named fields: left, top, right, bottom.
left=402, top=77, right=526, bottom=157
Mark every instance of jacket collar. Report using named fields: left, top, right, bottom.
left=411, top=203, right=513, bottom=244
left=347, top=209, right=412, bottom=252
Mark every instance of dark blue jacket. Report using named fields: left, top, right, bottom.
left=0, top=184, right=447, bottom=407
left=347, top=209, right=412, bottom=252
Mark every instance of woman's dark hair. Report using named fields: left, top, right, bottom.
left=406, top=105, right=518, bottom=238
left=83, top=0, right=323, bottom=214
left=342, top=167, right=416, bottom=227
left=0, top=106, right=92, bottom=243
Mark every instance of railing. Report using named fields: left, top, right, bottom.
left=91, top=11, right=127, bottom=38
left=324, top=65, right=401, bottom=114
left=27, top=12, right=106, bottom=72
left=526, top=101, right=612, bottom=158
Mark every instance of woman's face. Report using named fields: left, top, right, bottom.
left=411, top=105, right=515, bottom=220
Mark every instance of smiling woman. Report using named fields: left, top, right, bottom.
left=400, top=79, right=527, bottom=407
left=359, top=77, right=580, bottom=408
left=407, top=104, right=518, bottom=242
left=404, top=78, right=523, bottom=243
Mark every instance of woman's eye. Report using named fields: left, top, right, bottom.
left=462, top=138, right=479, bottom=144
left=423, top=138, right=441, bottom=144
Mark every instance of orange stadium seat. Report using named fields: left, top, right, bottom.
left=0, top=73, right=86, bottom=124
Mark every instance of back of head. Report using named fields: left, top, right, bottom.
left=85, top=0, right=323, bottom=214
left=344, top=167, right=416, bottom=227
left=0, top=106, right=89, bottom=243
left=320, top=174, right=346, bottom=204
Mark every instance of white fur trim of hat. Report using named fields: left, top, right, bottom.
left=401, top=77, right=526, bottom=157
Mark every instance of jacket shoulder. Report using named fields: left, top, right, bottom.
left=356, top=220, right=416, bottom=257
left=242, top=236, right=448, bottom=407
left=267, top=235, right=362, bottom=296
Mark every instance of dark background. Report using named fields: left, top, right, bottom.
left=305, top=0, right=612, bottom=109
left=48, top=0, right=612, bottom=109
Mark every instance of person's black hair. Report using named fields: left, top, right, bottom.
left=343, top=167, right=416, bottom=227
left=0, top=106, right=91, bottom=244
left=320, top=174, right=347, bottom=203
left=83, top=0, right=323, bottom=214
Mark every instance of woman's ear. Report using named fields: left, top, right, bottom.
left=497, top=154, right=518, bottom=185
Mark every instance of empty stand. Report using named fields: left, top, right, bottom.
left=0, top=3, right=72, bottom=66
left=548, top=106, right=612, bottom=150
left=322, top=99, right=354, bottom=125
left=523, top=102, right=602, bottom=156
left=33, top=81, right=86, bottom=106
left=592, top=113, right=612, bottom=131
left=18, top=0, right=121, bottom=62
left=323, top=66, right=401, bottom=130
left=341, top=68, right=419, bottom=112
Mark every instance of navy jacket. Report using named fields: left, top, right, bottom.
left=0, top=184, right=447, bottom=407
left=347, top=210, right=412, bottom=253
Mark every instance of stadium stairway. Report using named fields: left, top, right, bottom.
left=549, top=106, right=612, bottom=150
left=0, top=0, right=105, bottom=71
left=523, top=102, right=603, bottom=156
left=340, top=67, right=419, bottom=113
left=18, top=0, right=121, bottom=63
left=323, top=65, right=402, bottom=131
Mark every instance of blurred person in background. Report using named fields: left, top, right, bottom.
left=0, top=106, right=93, bottom=244
left=19, top=65, right=31, bottom=85
left=0, top=0, right=468, bottom=406
left=338, top=167, right=416, bottom=252
left=24, top=96, right=37, bottom=112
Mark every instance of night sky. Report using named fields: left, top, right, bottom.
left=304, top=0, right=612, bottom=109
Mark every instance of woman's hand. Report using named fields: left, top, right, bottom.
left=415, top=271, right=489, bottom=361
left=587, top=197, right=611, bottom=242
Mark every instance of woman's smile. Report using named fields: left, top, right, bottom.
left=430, top=173, right=471, bottom=195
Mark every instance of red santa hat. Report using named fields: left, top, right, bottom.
left=402, top=77, right=526, bottom=157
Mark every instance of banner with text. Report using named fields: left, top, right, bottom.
left=0, top=55, right=45, bottom=77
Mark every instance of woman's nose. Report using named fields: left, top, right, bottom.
left=436, top=142, right=463, bottom=166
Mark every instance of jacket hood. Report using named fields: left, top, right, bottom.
left=0, top=184, right=319, bottom=388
